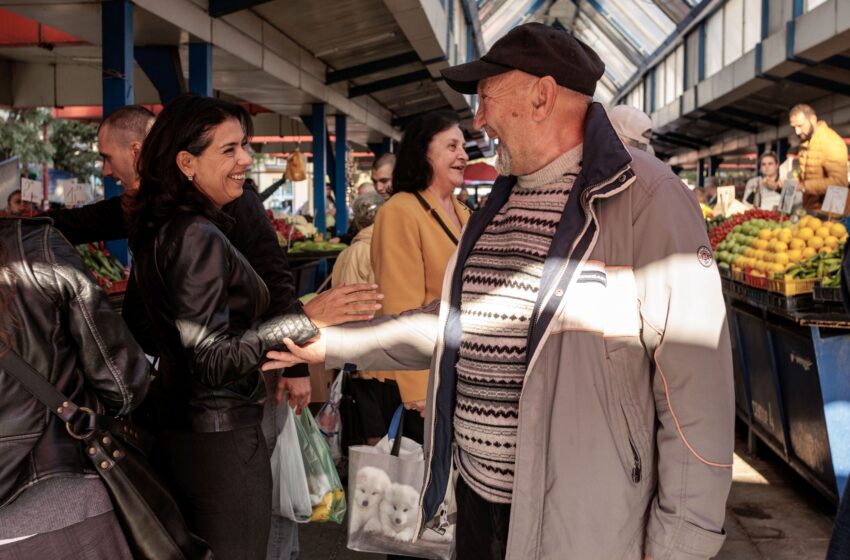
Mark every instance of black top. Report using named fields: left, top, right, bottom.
left=48, top=188, right=308, bottom=377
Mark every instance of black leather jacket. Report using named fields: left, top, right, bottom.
left=132, top=212, right=317, bottom=433
left=0, top=218, right=151, bottom=507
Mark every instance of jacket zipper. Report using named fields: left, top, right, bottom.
left=629, top=436, right=642, bottom=483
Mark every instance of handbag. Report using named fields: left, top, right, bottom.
left=0, top=350, right=213, bottom=560
left=346, top=405, right=455, bottom=560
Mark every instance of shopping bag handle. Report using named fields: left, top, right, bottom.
left=388, top=404, right=405, bottom=457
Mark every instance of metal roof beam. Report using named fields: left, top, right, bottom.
left=326, top=52, right=420, bottom=85
left=391, top=105, right=452, bottom=128
left=664, top=131, right=711, bottom=147
left=822, top=55, right=850, bottom=72
left=783, top=72, right=850, bottom=97
left=692, top=113, right=758, bottom=134
left=653, top=133, right=701, bottom=150
left=208, top=0, right=272, bottom=17
left=134, top=45, right=185, bottom=104
left=716, top=107, right=778, bottom=127
left=349, top=70, right=432, bottom=98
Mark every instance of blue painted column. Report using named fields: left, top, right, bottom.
left=697, top=158, right=706, bottom=188
left=102, top=0, right=133, bottom=264
left=334, top=114, right=348, bottom=236
left=189, top=42, right=213, bottom=96
left=310, top=103, right=327, bottom=235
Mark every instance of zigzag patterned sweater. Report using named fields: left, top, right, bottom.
left=455, top=145, right=582, bottom=504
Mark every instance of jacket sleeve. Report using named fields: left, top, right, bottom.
left=164, top=221, right=317, bottom=388
left=224, top=189, right=296, bottom=317
left=632, top=177, right=735, bottom=560
left=324, top=300, right=439, bottom=371
left=803, top=132, right=849, bottom=196
left=46, top=226, right=150, bottom=416
left=371, top=203, right=430, bottom=402
left=47, top=196, right=127, bottom=245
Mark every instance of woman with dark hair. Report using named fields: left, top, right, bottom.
left=127, top=94, right=379, bottom=558
left=361, top=109, right=470, bottom=445
left=0, top=217, right=150, bottom=559
left=743, top=151, right=783, bottom=210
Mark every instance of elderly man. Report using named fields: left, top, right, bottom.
left=789, top=104, right=849, bottom=212
left=267, top=23, right=734, bottom=560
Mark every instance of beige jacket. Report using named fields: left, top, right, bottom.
left=331, top=225, right=375, bottom=286
left=325, top=105, right=735, bottom=560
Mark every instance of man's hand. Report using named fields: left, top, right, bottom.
left=798, top=180, right=806, bottom=194
left=303, top=284, right=383, bottom=328
left=405, top=400, right=426, bottom=417
left=261, top=336, right=328, bottom=371
left=275, top=376, right=311, bottom=411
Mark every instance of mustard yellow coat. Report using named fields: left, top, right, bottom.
left=368, top=190, right=471, bottom=402
left=799, top=121, right=849, bottom=213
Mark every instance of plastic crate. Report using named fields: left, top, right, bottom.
left=718, top=266, right=731, bottom=279
left=766, top=291, right=814, bottom=313
left=731, top=269, right=745, bottom=283
left=744, top=272, right=769, bottom=291
left=813, top=285, right=843, bottom=303
left=767, top=277, right=817, bottom=296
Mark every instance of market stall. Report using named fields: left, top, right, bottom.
left=710, top=210, right=850, bottom=505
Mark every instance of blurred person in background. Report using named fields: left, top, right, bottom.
left=608, top=104, right=654, bottom=155
left=743, top=151, right=782, bottom=209
left=332, top=192, right=385, bottom=286
left=367, top=109, right=471, bottom=445
left=4, top=190, right=23, bottom=216
left=371, top=153, right=395, bottom=200
left=458, top=186, right=473, bottom=209
left=790, top=104, right=849, bottom=212
left=0, top=216, right=150, bottom=559
left=357, top=181, right=376, bottom=196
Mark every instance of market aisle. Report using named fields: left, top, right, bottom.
left=716, top=438, right=833, bottom=560
left=299, top=434, right=835, bottom=559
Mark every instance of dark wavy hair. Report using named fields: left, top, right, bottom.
left=392, top=109, right=461, bottom=194
left=127, top=94, right=253, bottom=245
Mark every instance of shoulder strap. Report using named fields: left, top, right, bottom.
left=0, top=350, right=80, bottom=423
left=412, top=192, right=459, bottom=246
left=0, top=349, right=146, bottom=447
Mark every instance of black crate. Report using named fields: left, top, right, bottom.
left=766, top=291, right=814, bottom=313
left=813, top=285, right=843, bottom=304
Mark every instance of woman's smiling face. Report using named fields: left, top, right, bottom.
left=179, top=118, right=252, bottom=207
left=426, top=125, right=468, bottom=191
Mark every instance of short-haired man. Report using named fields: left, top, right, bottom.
left=267, top=23, right=735, bottom=560
left=789, top=103, right=849, bottom=212
left=371, top=153, right=395, bottom=200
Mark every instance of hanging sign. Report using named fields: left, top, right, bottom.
left=21, top=178, right=43, bottom=204
left=821, top=186, right=849, bottom=216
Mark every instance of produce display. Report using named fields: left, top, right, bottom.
left=714, top=215, right=846, bottom=280
left=288, top=240, right=347, bottom=254
left=786, top=247, right=843, bottom=286
left=708, top=209, right=781, bottom=251
left=77, top=242, right=129, bottom=292
left=266, top=210, right=323, bottom=245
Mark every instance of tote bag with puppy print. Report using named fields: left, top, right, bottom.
left=346, top=406, right=455, bottom=560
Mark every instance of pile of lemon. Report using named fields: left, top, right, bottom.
left=734, top=217, right=847, bottom=277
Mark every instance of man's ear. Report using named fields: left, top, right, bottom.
left=175, top=150, right=196, bottom=179
left=130, top=140, right=143, bottom=160
left=531, top=76, right=558, bottom=122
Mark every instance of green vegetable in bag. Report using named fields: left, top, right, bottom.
left=293, top=408, right=347, bottom=524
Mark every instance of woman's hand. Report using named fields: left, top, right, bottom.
left=275, top=376, right=311, bottom=411
left=303, top=284, right=383, bottom=328
left=261, top=336, right=328, bottom=371
left=405, top=400, right=426, bottom=417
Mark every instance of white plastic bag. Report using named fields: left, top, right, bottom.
left=271, top=406, right=312, bottom=522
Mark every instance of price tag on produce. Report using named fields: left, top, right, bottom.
left=716, top=186, right=736, bottom=216
left=21, top=178, right=43, bottom=204
left=821, top=186, right=848, bottom=216
left=779, top=180, right=797, bottom=215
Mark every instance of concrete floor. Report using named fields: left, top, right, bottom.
left=297, top=435, right=836, bottom=559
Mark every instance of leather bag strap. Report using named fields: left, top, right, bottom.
left=413, top=192, right=459, bottom=246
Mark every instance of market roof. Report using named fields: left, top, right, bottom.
left=477, top=0, right=700, bottom=101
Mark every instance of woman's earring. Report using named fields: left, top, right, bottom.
left=187, top=174, right=194, bottom=182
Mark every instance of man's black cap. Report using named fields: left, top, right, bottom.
left=440, top=23, right=605, bottom=96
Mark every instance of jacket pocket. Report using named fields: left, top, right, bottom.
left=605, top=347, right=646, bottom=486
